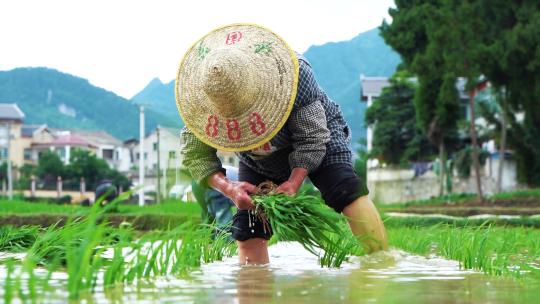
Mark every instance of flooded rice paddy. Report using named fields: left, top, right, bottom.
left=2, top=242, right=539, bottom=303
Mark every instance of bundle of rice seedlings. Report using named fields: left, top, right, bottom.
left=251, top=182, right=361, bottom=267
left=0, top=225, right=40, bottom=252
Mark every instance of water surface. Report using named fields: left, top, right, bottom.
left=1, top=242, right=538, bottom=303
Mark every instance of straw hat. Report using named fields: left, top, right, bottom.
left=175, top=23, right=299, bottom=152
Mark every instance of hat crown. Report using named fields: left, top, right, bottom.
left=202, top=49, right=253, bottom=117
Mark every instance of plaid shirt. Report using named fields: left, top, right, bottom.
left=181, top=56, right=352, bottom=183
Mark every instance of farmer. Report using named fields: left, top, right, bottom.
left=178, top=23, right=388, bottom=264
left=94, top=179, right=118, bottom=206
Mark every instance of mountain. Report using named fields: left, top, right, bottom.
left=0, top=67, right=179, bottom=140
left=132, top=27, right=400, bottom=145
left=131, top=77, right=180, bottom=124
left=303, top=28, right=400, bottom=146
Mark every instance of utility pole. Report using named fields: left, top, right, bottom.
left=156, top=125, right=161, bottom=204
left=139, top=105, right=145, bottom=207
left=6, top=124, right=12, bottom=201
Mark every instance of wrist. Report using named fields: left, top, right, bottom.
left=207, top=171, right=232, bottom=196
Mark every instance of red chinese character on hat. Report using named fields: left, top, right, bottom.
left=225, top=31, right=243, bottom=45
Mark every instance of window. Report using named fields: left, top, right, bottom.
left=153, top=143, right=158, bottom=151
left=169, top=151, right=176, bottom=159
left=57, top=149, right=65, bottom=158
left=24, top=149, right=32, bottom=161
left=0, top=148, right=7, bottom=159
left=136, top=152, right=140, bottom=160
left=144, top=152, right=148, bottom=160
left=102, top=149, right=114, bottom=160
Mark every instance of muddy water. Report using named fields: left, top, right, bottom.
left=1, top=242, right=539, bottom=303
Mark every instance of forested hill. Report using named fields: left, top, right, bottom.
left=0, top=67, right=178, bottom=140
left=303, top=28, right=400, bottom=145
left=132, top=27, right=400, bottom=146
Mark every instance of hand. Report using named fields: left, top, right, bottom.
left=224, top=181, right=259, bottom=210
left=208, top=171, right=259, bottom=210
left=276, top=167, right=308, bottom=196
left=276, top=180, right=301, bottom=196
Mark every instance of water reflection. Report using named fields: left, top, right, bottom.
left=1, top=242, right=539, bottom=303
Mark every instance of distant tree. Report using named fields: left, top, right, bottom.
left=36, top=150, right=65, bottom=183
left=473, top=1, right=540, bottom=186
left=365, top=71, right=434, bottom=166
left=66, top=149, right=131, bottom=190
left=381, top=2, right=461, bottom=195
left=66, top=149, right=109, bottom=189
left=17, top=164, right=37, bottom=189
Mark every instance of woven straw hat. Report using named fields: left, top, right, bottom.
left=175, top=23, right=299, bottom=152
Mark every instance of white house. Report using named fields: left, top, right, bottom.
left=134, top=127, right=183, bottom=173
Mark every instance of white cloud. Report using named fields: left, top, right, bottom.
left=0, top=0, right=393, bottom=98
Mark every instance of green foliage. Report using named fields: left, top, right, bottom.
left=365, top=72, right=434, bottom=165
left=382, top=0, right=540, bottom=186
left=0, top=225, right=39, bottom=252
left=252, top=193, right=362, bottom=267
left=34, top=149, right=131, bottom=190
left=388, top=224, right=540, bottom=278
left=454, top=146, right=490, bottom=178
left=0, top=68, right=177, bottom=140
left=36, top=150, right=65, bottom=182
left=2, top=195, right=235, bottom=302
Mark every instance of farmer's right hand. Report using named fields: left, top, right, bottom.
left=224, top=181, right=258, bottom=210
left=207, top=171, right=258, bottom=210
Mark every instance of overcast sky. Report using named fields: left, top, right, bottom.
left=0, top=0, right=394, bottom=99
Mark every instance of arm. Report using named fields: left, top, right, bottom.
left=277, top=100, right=330, bottom=195
left=207, top=171, right=258, bottom=210
left=180, top=127, right=223, bottom=183
left=181, top=128, right=258, bottom=209
left=277, top=59, right=331, bottom=195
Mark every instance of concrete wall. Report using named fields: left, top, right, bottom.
left=367, top=158, right=521, bottom=204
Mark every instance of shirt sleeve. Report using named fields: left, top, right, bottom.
left=180, top=127, right=223, bottom=183
left=287, top=99, right=330, bottom=172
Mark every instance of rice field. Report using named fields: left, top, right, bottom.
left=0, top=194, right=539, bottom=302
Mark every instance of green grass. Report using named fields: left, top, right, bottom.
left=382, top=214, right=540, bottom=228
left=117, top=200, right=201, bottom=216
left=0, top=199, right=86, bottom=215
left=388, top=224, right=540, bottom=278
left=379, top=188, right=540, bottom=209
left=0, top=198, right=201, bottom=216
left=491, top=189, right=540, bottom=200
left=379, top=193, right=476, bottom=209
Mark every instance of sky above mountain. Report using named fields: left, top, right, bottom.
left=0, top=0, right=394, bottom=99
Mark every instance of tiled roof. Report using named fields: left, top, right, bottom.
left=72, top=130, right=122, bottom=146
left=0, top=103, right=25, bottom=120
left=52, top=134, right=94, bottom=147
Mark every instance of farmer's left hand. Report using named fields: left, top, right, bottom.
left=276, top=180, right=301, bottom=196
left=276, top=167, right=308, bottom=196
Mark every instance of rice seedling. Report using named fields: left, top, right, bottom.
left=0, top=225, right=40, bottom=253
left=251, top=183, right=361, bottom=267
left=388, top=224, right=540, bottom=278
